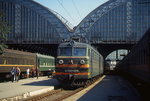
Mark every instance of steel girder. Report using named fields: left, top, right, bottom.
left=73, top=0, right=150, bottom=44
left=0, top=0, right=71, bottom=43
left=73, top=0, right=126, bottom=38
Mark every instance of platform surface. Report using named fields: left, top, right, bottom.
left=0, top=77, right=59, bottom=100
left=64, top=75, right=141, bottom=101
left=77, top=75, right=141, bottom=101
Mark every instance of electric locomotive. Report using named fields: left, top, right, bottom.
left=55, top=41, right=103, bottom=87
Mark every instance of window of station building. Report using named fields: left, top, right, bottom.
left=33, top=12, right=37, bottom=38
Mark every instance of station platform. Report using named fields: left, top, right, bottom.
left=0, top=76, right=59, bottom=101
left=65, top=75, right=141, bottom=101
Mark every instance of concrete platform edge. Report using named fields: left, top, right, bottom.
left=64, top=75, right=106, bottom=101
left=0, top=87, right=54, bottom=101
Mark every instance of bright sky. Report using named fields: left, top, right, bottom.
left=34, top=0, right=108, bottom=27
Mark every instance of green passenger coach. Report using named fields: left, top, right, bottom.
left=37, top=54, right=55, bottom=76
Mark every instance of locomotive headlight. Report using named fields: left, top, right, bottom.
left=80, top=60, right=85, bottom=64
left=59, top=60, right=64, bottom=64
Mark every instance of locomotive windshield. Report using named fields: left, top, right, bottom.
left=59, top=47, right=86, bottom=56
left=60, top=47, right=72, bottom=56
left=74, top=48, right=86, bottom=56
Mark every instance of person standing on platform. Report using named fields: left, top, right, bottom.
left=15, top=67, right=21, bottom=82
left=31, top=68, right=35, bottom=78
left=10, top=67, right=16, bottom=82
left=36, top=68, right=39, bottom=79
left=26, top=68, right=30, bottom=78
left=47, top=69, right=51, bottom=78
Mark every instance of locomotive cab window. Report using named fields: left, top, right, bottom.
left=59, top=47, right=72, bottom=56
left=73, top=48, right=86, bottom=56
left=59, top=47, right=86, bottom=56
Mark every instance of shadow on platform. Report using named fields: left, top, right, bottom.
left=22, top=78, right=59, bottom=86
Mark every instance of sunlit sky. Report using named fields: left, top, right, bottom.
left=34, top=0, right=108, bottom=27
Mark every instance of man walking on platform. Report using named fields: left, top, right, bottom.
left=15, top=67, right=21, bottom=82
left=26, top=68, right=30, bottom=78
left=10, top=67, right=16, bottom=82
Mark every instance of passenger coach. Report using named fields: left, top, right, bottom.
left=0, top=49, right=55, bottom=81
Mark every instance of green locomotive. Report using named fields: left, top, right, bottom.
left=55, top=41, right=104, bottom=86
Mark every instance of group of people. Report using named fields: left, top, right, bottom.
left=26, top=68, right=37, bottom=78
left=10, top=67, right=21, bottom=82
left=10, top=67, right=53, bottom=82
left=30, top=68, right=37, bottom=78
left=10, top=67, right=37, bottom=82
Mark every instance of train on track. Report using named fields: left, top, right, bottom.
left=116, top=29, right=150, bottom=84
left=0, top=49, right=55, bottom=81
left=55, top=41, right=104, bottom=87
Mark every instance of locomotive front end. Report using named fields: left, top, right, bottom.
left=55, top=41, right=90, bottom=86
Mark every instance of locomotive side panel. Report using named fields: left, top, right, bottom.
left=90, top=49, right=102, bottom=78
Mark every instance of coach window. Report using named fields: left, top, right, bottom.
left=0, top=58, right=2, bottom=64
left=1, top=58, right=5, bottom=64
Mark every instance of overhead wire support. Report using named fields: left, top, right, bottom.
left=57, top=0, right=77, bottom=25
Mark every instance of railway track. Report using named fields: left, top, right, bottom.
left=23, top=87, right=83, bottom=101
left=23, top=75, right=105, bottom=101
left=40, top=87, right=83, bottom=101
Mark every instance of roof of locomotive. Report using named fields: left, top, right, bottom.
left=59, top=41, right=102, bottom=57
left=59, top=41, right=89, bottom=47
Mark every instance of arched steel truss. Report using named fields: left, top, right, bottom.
left=73, top=0, right=150, bottom=44
left=21, top=0, right=72, bottom=38
left=73, top=0, right=126, bottom=37
left=0, top=0, right=72, bottom=43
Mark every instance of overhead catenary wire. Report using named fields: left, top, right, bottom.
left=71, top=0, right=82, bottom=19
left=57, top=0, right=77, bottom=24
